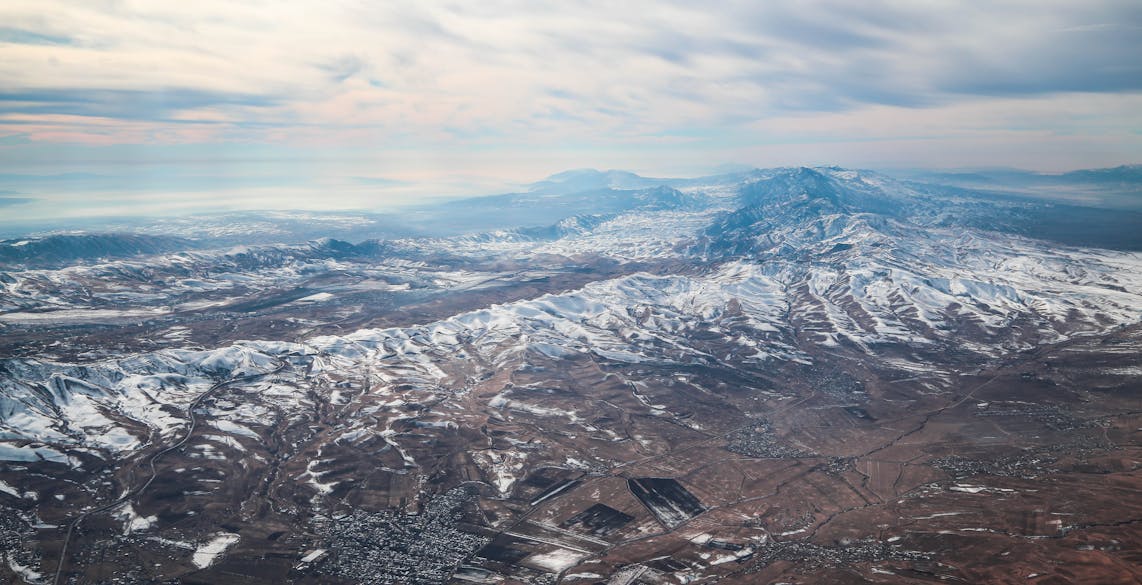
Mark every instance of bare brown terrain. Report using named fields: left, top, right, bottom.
left=2, top=168, right=1140, bottom=584
left=4, top=311, right=1138, bottom=584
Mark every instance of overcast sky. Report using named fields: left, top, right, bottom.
left=1, top=1, right=1141, bottom=218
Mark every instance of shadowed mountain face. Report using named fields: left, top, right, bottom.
left=708, top=167, right=1142, bottom=252
left=1, top=166, right=1140, bottom=585
left=0, top=234, right=197, bottom=268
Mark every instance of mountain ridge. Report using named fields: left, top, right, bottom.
left=1, top=164, right=1140, bottom=584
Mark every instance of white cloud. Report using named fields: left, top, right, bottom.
left=0, top=0, right=1139, bottom=171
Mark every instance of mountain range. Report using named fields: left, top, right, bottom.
left=0, top=166, right=1139, bottom=584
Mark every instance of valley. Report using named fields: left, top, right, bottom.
left=1, top=167, right=1140, bottom=584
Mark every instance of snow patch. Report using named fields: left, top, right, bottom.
left=5, top=555, right=42, bottom=583
left=114, top=504, right=157, bottom=534
left=526, top=548, right=588, bottom=572
left=192, top=532, right=240, bottom=569
left=299, top=549, right=327, bottom=563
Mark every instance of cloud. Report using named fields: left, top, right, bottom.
left=316, top=55, right=369, bottom=85
left=0, top=89, right=279, bottom=122
left=0, top=195, right=34, bottom=207
left=0, top=0, right=1137, bottom=172
left=0, top=26, right=74, bottom=46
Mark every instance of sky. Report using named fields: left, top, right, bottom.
left=1, top=1, right=1141, bottom=221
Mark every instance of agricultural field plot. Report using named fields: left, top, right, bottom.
left=2, top=167, right=1141, bottom=584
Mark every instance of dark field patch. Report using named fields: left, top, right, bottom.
left=561, top=503, right=634, bottom=536
left=628, top=478, right=704, bottom=529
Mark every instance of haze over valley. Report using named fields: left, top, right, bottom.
left=2, top=2, right=1141, bottom=584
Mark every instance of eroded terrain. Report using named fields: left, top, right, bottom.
left=1, top=167, right=1140, bottom=584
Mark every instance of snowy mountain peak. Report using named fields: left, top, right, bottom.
left=528, top=169, right=663, bottom=194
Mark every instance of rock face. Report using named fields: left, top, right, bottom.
left=1, top=167, right=1141, bottom=584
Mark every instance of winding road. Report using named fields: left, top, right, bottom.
left=52, top=362, right=286, bottom=585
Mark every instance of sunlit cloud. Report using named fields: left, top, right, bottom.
left=0, top=0, right=1139, bottom=187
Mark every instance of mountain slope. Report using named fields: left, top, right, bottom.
left=1, top=166, right=1140, bottom=585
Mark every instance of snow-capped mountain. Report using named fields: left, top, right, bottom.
left=4, top=164, right=1140, bottom=463
left=1, top=166, right=1140, bottom=585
